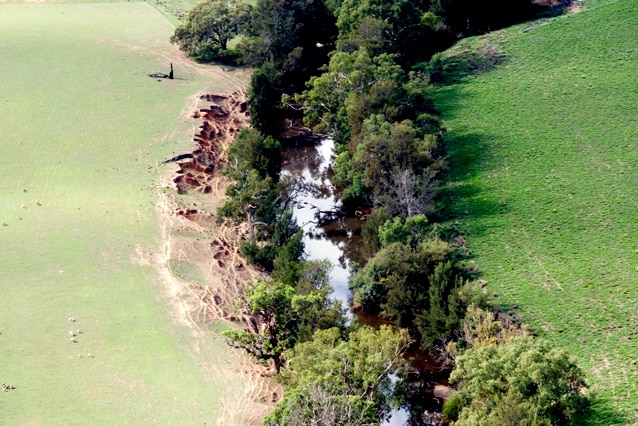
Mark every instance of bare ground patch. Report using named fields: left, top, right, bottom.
left=154, top=90, right=281, bottom=423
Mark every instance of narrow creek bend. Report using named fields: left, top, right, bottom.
left=281, top=137, right=449, bottom=426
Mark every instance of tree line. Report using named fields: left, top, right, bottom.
left=172, top=0, right=593, bottom=424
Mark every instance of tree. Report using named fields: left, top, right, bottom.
left=238, top=0, right=337, bottom=136
left=240, top=210, right=304, bottom=273
left=379, top=168, right=438, bottom=218
left=264, top=378, right=377, bottom=426
left=337, top=16, right=391, bottom=57
left=248, top=60, right=286, bottom=136
left=170, top=0, right=252, bottom=61
left=219, top=169, right=277, bottom=241
left=296, top=259, right=332, bottom=294
left=360, top=207, right=391, bottom=260
left=226, top=128, right=282, bottom=182
left=299, top=48, right=404, bottom=143
left=447, top=336, right=591, bottom=425
left=242, top=0, right=336, bottom=76
left=332, top=148, right=369, bottom=208
left=378, top=214, right=430, bottom=248
left=350, top=239, right=486, bottom=347
left=352, top=117, right=442, bottom=203
left=448, top=304, right=530, bottom=356
left=223, top=282, right=344, bottom=373
left=272, top=229, right=305, bottom=284
left=335, top=0, right=453, bottom=67
left=276, top=326, right=412, bottom=423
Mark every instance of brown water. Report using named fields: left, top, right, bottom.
left=281, top=138, right=362, bottom=305
left=281, top=138, right=449, bottom=425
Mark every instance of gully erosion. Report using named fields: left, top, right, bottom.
left=169, top=93, right=450, bottom=424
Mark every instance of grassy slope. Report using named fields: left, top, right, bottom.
left=435, top=1, right=638, bottom=423
left=0, top=3, right=252, bottom=424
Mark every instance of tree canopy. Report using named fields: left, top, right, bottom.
left=170, top=0, right=252, bottom=61
left=266, top=326, right=412, bottom=424
left=446, top=336, right=591, bottom=425
left=350, top=238, right=487, bottom=348
left=183, top=0, right=600, bottom=422
left=222, top=281, right=345, bottom=373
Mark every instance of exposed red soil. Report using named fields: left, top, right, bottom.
left=159, top=90, right=281, bottom=415
left=168, top=90, right=263, bottom=323
left=173, top=91, right=249, bottom=195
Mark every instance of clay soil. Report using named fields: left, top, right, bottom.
left=156, top=90, right=282, bottom=421
left=167, top=91, right=259, bottom=323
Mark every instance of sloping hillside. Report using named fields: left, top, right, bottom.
left=435, top=1, right=638, bottom=423
left=0, top=3, right=266, bottom=424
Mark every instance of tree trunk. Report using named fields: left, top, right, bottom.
left=273, top=355, right=283, bottom=374
left=248, top=210, right=255, bottom=243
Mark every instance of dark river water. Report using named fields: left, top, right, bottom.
left=281, top=138, right=361, bottom=305
left=281, top=138, right=448, bottom=425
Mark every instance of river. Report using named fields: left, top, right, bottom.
left=281, top=137, right=448, bottom=426
left=281, top=138, right=361, bottom=306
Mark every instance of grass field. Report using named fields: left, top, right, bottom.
left=0, top=3, right=261, bottom=424
left=435, top=0, right=638, bottom=423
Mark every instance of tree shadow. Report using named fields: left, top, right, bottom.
left=429, top=63, right=515, bottom=239
left=432, top=47, right=508, bottom=85
left=427, top=2, right=572, bottom=87
left=582, top=397, right=627, bottom=426
left=436, top=128, right=508, bottom=241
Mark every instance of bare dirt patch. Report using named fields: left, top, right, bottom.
left=171, top=91, right=248, bottom=195
left=567, top=4, right=583, bottom=14
left=166, top=91, right=260, bottom=323
left=155, top=90, right=281, bottom=423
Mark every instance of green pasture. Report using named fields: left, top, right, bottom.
left=435, top=0, right=638, bottom=423
left=0, top=3, right=251, bottom=424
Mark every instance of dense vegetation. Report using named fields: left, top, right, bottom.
left=171, top=0, right=607, bottom=423
left=170, top=0, right=252, bottom=62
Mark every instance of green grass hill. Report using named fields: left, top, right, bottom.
left=0, top=2, right=258, bottom=424
left=435, top=0, right=638, bottom=423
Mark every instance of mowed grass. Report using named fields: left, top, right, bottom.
left=435, top=0, right=638, bottom=423
left=0, top=3, right=251, bottom=424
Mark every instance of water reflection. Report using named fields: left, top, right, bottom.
left=281, top=138, right=449, bottom=426
left=281, top=138, right=362, bottom=306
